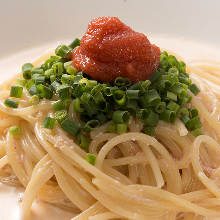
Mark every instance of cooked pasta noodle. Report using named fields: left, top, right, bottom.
left=0, top=50, right=220, bottom=220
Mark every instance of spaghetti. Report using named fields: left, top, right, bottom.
left=0, top=50, right=220, bottom=220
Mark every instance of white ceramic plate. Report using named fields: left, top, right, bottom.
left=0, top=1, right=220, bottom=220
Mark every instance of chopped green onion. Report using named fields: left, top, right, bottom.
left=191, top=128, right=203, bottom=137
left=77, top=133, right=90, bottom=150
left=63, top=99, right=72, bottom=109
left=140, top=80, right=151, bottom=92
left=160, top=110, right=176, bottom=123
left=31, top=67, right=44, bottom=75
left=57, top=85, right=71, bottom=99
left=4, top=98, right=19, bottom=108
left=167, top=91, right=177, bottom=101
left=170, top=83, right=187, bottom=98
left=107, top=123, right=116, bottom=133
left=72, top=84, right=85, bottom=98
left=55, top=110, right=68, bottom=123
left=79, top=78, right=89, bottom=86
left=103, top=87, right=112, bottom=96
left=126, top=99, right=138, bottom=112
left=69, top=38, right=80, bottom=49
left=29, top=95, right=40, bottom=105
left=51, top=81, right=61, bottom=91
left=168, top=55, right=178, bottom=68
left=95, top=113, right=108, bottom=124
left=22, top=63, right=33, bottom=79
left=73, top=98, right=84, bottom=113
left=29, top=85, right=37, bottom=95
left=179, top=61, right=186, bottom=73
left=43, top=117, right=56, bottom=129
left=185, top=116, right=202, bottom=131
left=154, top=102, right=166, bottom=114
left=178, top=107, right=189, bottom=118
left=55, top=45, right=72, bottom=58
left=146, top=89, right=161, bottom=106
left=52, top=100, right=64, bottom=111
left=181, top=115, right=190, bottom=125
left=179, top=76, right=191, bottom=85
left=168, top=67, right=179, bottom=75
left=126, top=90, right=140, bottom=99
left=189, top=108, right=199, bottom=118
left=149, top=70, right=162, bottom=83
left=86, top=153, right=96, bottom=165
left=189, top=83, right=200, bottom=95
left=167, top=101, right=180, bottom=112
left=16, top=78, right=27, bottom=87
left=50, top=75, right=56, bottom=83
left=142, top=126, right=155, bottom=136
left=26, top=79, right=34, bottom=90
left=113, top=90, right=126, bottom=106
left=112, top=111, right=130, bottom=124
left=45, top=69, right=54, bottom=79
left=83, top=120, right=100, bottom=132
left=52, top=62, right=64, bottom=76
left=10, top=86, right=23, bottom=98
left=116, top=123, right=128, bottom=134
left=145, top=110, right=159, bottom=127
left=114, top=77, right=131, bottom=87
left=86, top=80, right=98, bottom=90
left=37, top=85, right=53, bottom=99
left=61, top=74, right=71, bottom=85
left=159, top=54, right=169, bottom=69
left=9, top=126, right=21, bottom=136
left=61, top=119, right=80, bottom=137
left=34, top=76, right=45, bottom=85
left=137, top=109, right=159, bottom=126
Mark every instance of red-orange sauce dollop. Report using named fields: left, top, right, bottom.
left=72, top=17, right=160, bottom=82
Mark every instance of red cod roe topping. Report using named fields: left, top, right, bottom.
left=72, top=17, right=160, bottom=82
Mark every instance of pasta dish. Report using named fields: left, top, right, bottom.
left=0, top=17, right=220, bottom=220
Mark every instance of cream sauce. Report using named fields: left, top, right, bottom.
left=0, top=37, right=219, bottom=220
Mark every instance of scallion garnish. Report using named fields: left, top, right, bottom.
left=4, top=98, right=19, bottom=108
left=10, top=45, right=202, bottom=142
left=10, top=86, right=23, bottom=98
left=55, top=45, right=72, bottom=58
left=43, top=117, right=56, bottom=129
left=116, top=123, right=128, bottom=134
left=29, top=95, right=40, bottom=105
left=189, top=83, right=200, bottom=95
left=54, top=110, right=68, bottom=123
left=77, top=133, right=90, bottom=150
left=22, top=63, right=33, bottom=79
left=9, top=126, right=21, bottom=136
left=61, top=119, right=80, bottom=137
left=86, top=153, right=96, bottom=165
left=112, top=111, right=130, bottom=124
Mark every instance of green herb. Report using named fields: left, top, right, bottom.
left=112, top=111, right=130, bottom=124
left=69, top=38, right=80, bottom=49
left=22, top=63, right=33, bottom=79
left=54, top=110, right=68, bottom=123
left=43, top=117, right=56, bottom=129
left=55, top=45, right=72, bottom=58
left=61, top=119, right=80, bottom=137
left=9, top=126, right=21, bottom=136
left=29, top=95, right=40, bottom=105
left=116, top=123, right=128, bottom=134
left=10, top=86, right=23, bottom=98
left=86, top=153, right=96, bottom=165
left=189, top=83, right=200, bottom=95
left=77, top=133, right=90, bottom=150
left=4, top=98, right=19, bottom=108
